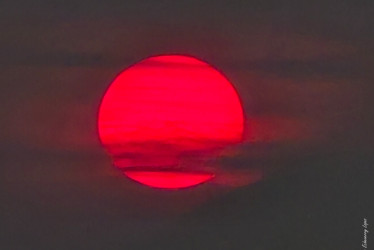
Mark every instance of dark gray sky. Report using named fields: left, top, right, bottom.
left=1, top=1, right=373, bottom=249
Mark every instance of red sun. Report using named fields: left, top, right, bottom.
left=98, top=55, right=244, bottom=189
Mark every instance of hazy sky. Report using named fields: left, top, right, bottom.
left=1, top=1, right=373, bottom=249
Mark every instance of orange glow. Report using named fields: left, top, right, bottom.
left=98, top=55, right=244, bottom=189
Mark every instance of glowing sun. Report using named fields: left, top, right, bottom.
left=98, top=55, right=244, bottom=189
